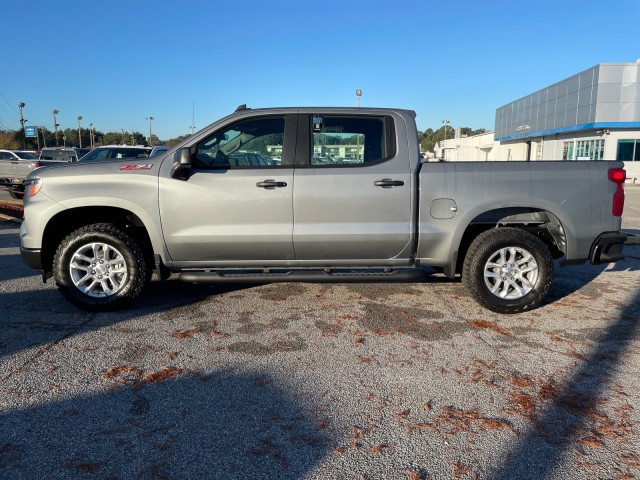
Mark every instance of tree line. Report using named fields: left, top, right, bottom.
left=0, top=125, right=489, bottom=152
left=0, top=127, right=190, bottom=151
left=419, top=126, right=489, bottom=154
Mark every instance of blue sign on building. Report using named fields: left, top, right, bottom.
left=25, top=125, right=37, bottom=137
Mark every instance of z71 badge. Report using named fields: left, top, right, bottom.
left=119, top=164, right=153, bottom=171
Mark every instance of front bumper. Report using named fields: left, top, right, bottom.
left=589, top=232, right=626, bottom=264
left=20, top=246, right=43, bottom=270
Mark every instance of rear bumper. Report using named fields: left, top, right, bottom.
left=20, top=246, right=43, bottom=270
left=589, top=232, right=626, bottom=264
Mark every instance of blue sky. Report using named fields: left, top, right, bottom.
left=1, top=0, right=639, bottom=140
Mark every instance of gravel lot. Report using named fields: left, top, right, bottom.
left=0, top=188, right=639, bottom=479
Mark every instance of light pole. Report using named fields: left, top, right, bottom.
left=18, top=102, right=26, bottom=149
left=77, top=116, right=83, bottom=148
left=442, top=120, right=450, bottom=161
left=89, top=123, right=94, bottom=149
left=146, top=116, right=154, bottom=145
left=52, top=109, right=60, bottom=146
left=356, top=89, right=362, bottom=108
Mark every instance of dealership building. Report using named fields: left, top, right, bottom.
left=434, top=61, right=640, bottom=181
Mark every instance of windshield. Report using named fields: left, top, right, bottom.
left=14, top=151, right=38, bottom=159
left=80, top=147, right=152, bottom=162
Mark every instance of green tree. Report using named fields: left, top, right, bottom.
left=0, top=130, right=20, bottom=149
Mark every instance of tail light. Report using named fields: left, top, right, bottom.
left=608, top=168, right=625, bottom=217
left=34, top=162, right=42, bottom=168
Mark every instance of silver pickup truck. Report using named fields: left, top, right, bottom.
left=19, top=106, right=627, bottom=313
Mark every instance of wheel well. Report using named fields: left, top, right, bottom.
left=41, top=207, right=154, bottom=276
left=454, top=207, right=566, bottom=274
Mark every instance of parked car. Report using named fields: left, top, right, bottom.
left=79, top=145, right=153, bottom=162
left=0, top=150, right=42, bottom=198
left=39, top=147, right=90, bottom=164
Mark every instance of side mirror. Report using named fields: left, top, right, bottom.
left=171, top=147, right=192, bottom=180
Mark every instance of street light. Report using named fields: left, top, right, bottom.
left=89, top=122, right=94, bottom=149
left=146, top=116, right=154, bottom=145
left=18, top=102, right=26, bottom=149
left=77, top=116, right=83, bottom=148
left=442, top=120, right=451, bottom=161
left=356, top=89, right=362, bottom=108
left=52, top=109, right=60, bottom=146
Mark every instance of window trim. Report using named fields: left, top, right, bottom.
left=295, top=114, right=397, bottom=168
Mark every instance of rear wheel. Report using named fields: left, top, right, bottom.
left=462, top=228, right=553, bottom=314
left=53, top=223, right=147, bottom=311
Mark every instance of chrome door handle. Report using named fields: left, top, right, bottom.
left=256, top=180, right=288, bottom=189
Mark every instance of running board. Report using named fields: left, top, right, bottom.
left=178, top=268, right=428, bottom=284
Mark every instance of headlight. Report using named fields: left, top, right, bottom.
left=24, top=178, right=42, bottom=198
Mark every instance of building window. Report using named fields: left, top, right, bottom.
left=617, top=140, right=640, bottom=161
left=574, top=139, right=605, bottom=160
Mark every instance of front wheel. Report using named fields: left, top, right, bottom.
left=53, top=223, right=148, bottom=311
left=462, top=228, right=553, bottom=314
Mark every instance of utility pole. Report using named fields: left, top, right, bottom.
left=53, top=109, right=60, bottom=146
left=89, top=123, right=94, bottom=149
left=77, top=116, right=83, bottom=148
left=146, top=116, right=154, bottom=145
left=18, top=102, right=26, bottom=149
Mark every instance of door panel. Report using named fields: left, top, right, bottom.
left=292, top=114, right=413, bottom=261
left=159, top=114, right=295, bottom=263
left=160, top=169, right=294, bottom=262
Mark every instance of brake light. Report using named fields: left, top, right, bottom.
left=34, top=162, right=42, bottom=168
left=609, top=168, right=625, bottom=217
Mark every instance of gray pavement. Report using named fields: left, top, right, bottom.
left=0, top=190, right=639, bottom=479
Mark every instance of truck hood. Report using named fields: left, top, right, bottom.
left=28, top=158, right=160, bottom=180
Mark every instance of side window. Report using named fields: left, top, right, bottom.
left=310, top=115, right=394, bottom=166
left=194, top=116, right=285, bottom=169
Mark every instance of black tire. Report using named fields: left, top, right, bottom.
left=8, top=190, right=24, bottom=200
left=53, top=223, right=148, bottom=311
left=462, top=228, right=553, bottom=314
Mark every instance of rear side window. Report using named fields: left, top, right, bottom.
left=310, top=115, right=395, bottom=166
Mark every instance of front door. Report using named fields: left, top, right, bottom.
left=159, top=115, right=296, bottom=263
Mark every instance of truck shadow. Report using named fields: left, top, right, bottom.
left=0, top=370, right=331, bottom=479
left=493, top=286, right=640, bottom=479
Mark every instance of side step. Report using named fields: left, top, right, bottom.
left=178, top=268, right=428, bottom=284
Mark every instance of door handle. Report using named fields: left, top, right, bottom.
left=374, top=179, right=404, bottom=188
left=256, top=179, right=288, bottom=189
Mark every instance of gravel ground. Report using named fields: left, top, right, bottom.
left=1, top=187, right=639, bottom=479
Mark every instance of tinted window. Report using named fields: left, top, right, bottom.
left=194, top=116, right=285, bottom=168
left=14, top=151, right=38, bottom=159
left=310, top=115, right=392, bottom=165
left=80, top=147, right=152, bottom=162
left=40, top=150, right=76, bottom=161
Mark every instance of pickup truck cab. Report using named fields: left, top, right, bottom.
left=19, top=106, right=627, bottom=313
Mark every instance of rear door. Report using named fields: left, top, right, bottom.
left=159, top=114, right=296, bottom=263
left=292, top=113, right=414, bottom=262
